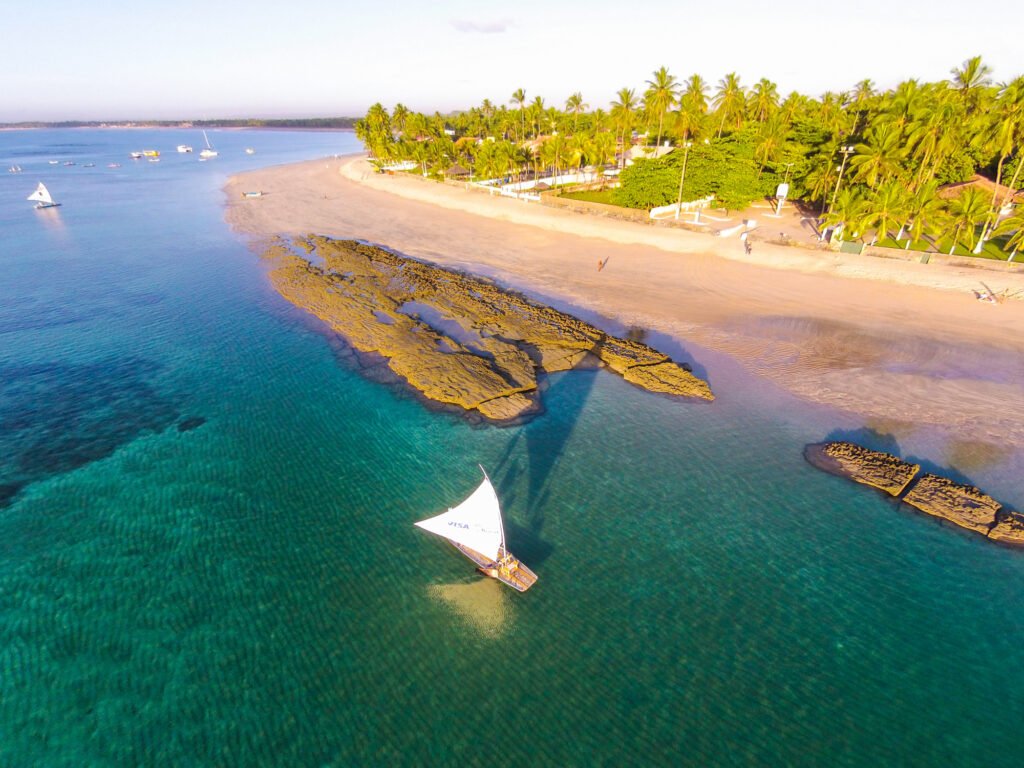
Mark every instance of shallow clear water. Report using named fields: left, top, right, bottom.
left=1, top=130, right=1023, bottom=766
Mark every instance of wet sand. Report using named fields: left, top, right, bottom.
left=225, top=156, right=1024, bottom=448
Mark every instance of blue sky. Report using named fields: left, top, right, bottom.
left=3, top=0, right=1022, bottom=121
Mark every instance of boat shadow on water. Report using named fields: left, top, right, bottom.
left=491, top=350, right=606, bottom=570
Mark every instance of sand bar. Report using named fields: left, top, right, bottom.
left=225, top=155, right=1024, bottom=447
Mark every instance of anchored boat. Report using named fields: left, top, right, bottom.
left=415, top=468, right=537, bottom=592
left=199, top=130, right=218, bottom=159
left=27, top=182, right=60, bottom=209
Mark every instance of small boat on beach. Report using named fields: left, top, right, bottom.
left=199, top=130, right=218, bottom=159
left=241, top=191, right=265, bottom=198
left=415, top=467, right=538, bottom=592
left=177, top=144, right=193, bottom=153
left=27, top=182, right=60, bottom=209
left=130, top=152, right=143, bottom=159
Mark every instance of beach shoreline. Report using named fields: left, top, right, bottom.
left=224, top=154, right=1024, bottom=450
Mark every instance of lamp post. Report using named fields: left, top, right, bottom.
left=674, top=141, right=693, bottom=220
left=827, top=145, right=855, bottom=215
left=775, top=162, right=795, bottom=216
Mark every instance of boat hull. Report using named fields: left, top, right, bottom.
left=451, top=542, right=538, bottom=592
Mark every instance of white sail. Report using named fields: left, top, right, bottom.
left=27, top=183, right=53, bottom=204
left=415, top=476, right=504, bottom=562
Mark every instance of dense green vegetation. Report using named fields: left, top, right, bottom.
left=356, top=57, right=1024, bottom=259
left=1, top=118, right=357, bottom=129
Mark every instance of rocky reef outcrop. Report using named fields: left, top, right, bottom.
left=902, top=474, right=1004, bottom=536
left=805, top=441, right=1023, bottom=547
left=803, top=441, right=919, bottom=496
left=265, top=236, right=713, bottom=422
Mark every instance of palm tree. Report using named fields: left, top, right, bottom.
left=644, top=66, right=679, bottom=150
left=849, top=124, right=906, bottom=188
left=755, top=115, right=787, bottom=175
left=816, top=91, right=851, bottom=138
left=610, top=87, right=638, bottom=168
left=907, top=94, right=962, bottom=190
left=511, top=88, right=527, bottom=141
left=565, top=92, right=588, bottom=133
left=950, top=55, right=993, bottom=113
left=682, top=74, right=709, bottom=112
left=804, top=162, right=839, bottom=209
left=529, top=96, right=546, bottom=137
left=591, top=131, right=617, bottom=168
left=749, top=78, right=779, bottom=122
left=900, top=180, right=945, bottom=249
left=994, top=212, right=1024, bottom=261
left=821, top=187, right=867, bottom=240
left=944, top=187, right=989, bottom=254
left=778, top=92, right=806, bottom=126
left=392, top=103, right=410, bottom=136
left=713, top=73, right=745, bottom=137
left=887, top=80, right=923, bottom=131
left=972, top=77, right=1024, bottom=248
left=858, top=181, right=909, bottom=245
left=541, top=134, right=568, bottom=185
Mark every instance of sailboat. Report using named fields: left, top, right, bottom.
left=415, top=467, right=538, bottom=592
left=27, top=182, right=60, bottom=209
left=199, top=130, right=218, bottom=159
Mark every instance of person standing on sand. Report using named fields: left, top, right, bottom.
left=597, top=259, right=605, bottom=271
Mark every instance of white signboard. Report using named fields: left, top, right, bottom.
left=776, top=183, right=789, bottom=200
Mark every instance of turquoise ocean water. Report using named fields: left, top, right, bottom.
left=1, top=129, right=1023, bottom=766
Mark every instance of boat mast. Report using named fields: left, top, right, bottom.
left=479, top=464, right=507, bottom=559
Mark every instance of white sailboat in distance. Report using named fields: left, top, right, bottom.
left=27, top=182, right=60, bottom=209
left=415, top=467, right=538, bottom=592
left=199, top=130, right=218, bottom=159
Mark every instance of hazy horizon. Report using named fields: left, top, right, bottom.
left=3, top=0, right=1022, bottom=122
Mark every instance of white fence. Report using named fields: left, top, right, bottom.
left=649, top=195, right=716, bottom=220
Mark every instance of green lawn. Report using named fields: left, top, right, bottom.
left=872, top=233, right=1017, bottom=262
left=560, top=189, right=620, bottom=205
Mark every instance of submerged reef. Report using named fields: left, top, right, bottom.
left=264, top=236, right=713, bottom=422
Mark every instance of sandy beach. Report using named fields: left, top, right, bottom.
left=225, top=155, right=1024, bottom=448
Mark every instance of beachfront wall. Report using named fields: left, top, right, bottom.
left=649, top=196, right=717, bottom=220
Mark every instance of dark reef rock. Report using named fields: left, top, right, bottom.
left=902, top=474, right=1003, bottom=536
left=803, top=441, right=919, bottom=496
left=804, top=440, right=1022, bottom=548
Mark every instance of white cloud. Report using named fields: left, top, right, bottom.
left=451, top=18, right=513, bottom=34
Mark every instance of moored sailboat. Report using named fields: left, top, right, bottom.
left=415, top=468, right=538, bottom=592
left=199, top=130, right=218, bottom=159
left=27, top=182, right=60, bottom=209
